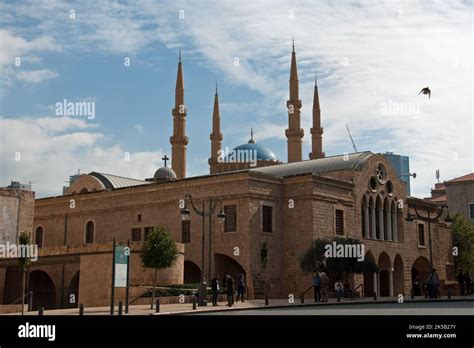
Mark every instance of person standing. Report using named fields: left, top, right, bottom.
left=320, top=272, right=329, bottom=302
left=457, top=271, right=465, bottom=295
left=313, top=272, right=322, bottom=302
left=226, top=274, right=234, bottom=307
left=334, top=280, right=344, bottom=300
left=427, top=269, right=440, bottom=298
left=236, top=274, right=246, bottom=302
left=211, top=274, right=220, bottom=306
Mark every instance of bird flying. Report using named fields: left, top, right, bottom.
left=419, top=87, right=431, bottom=99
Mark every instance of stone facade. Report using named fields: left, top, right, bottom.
left=0, top=154, right=453, bottom=309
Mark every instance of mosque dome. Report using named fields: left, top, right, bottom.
left=224, top=130, right=280, bottom=162
left=154, top=166, right=177, bottom=182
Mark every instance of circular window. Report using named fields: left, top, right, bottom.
left=386, top=180, right=394, bottom=196
left=376, top=163, right=387, bottom=184
left=369, top=176, right=377, bottom=191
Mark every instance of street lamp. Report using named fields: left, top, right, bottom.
left=405, top=203, right=452, bottom=271
left=180, top=194, right=226, bottom=306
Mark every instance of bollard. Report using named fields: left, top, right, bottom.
left=265, top=293, right=269, bottom=306
left=155, top=299, right=160, bottom=313
left=79, top=304, right=84, bottom=316
left=447, top=287, right=451, bottom=299
left=373, top=292, right=377, bottom=301
left=118, top=301, right=123, bottom=316
left=300, top=295, right=304, bottom=304
left=38, top=307, right=44, bottom=316
left=411, top=288, right=414, bottom=300
left=192, top=295, right=197, bottom=310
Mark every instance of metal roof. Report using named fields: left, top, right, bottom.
left=250, top=152, right=374, bottom=178
left=89, top=172, right=150, bottom=190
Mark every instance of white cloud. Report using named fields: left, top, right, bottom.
left=1, top=0, right=472, bottom=198
left=0, top=116, right=163, bottom=198
left=16, top=69, right=58, bottom=84
left=0, top=29, right=60, bottom=66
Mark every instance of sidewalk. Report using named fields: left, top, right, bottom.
left=4, top=295, right=474, bottom=316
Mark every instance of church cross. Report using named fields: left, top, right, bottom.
left=162, top=155, right=169, bottom=167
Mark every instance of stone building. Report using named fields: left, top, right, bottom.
left=0, top=44, right=454, bottom=309
left=426, top=173, right=474, bottom=221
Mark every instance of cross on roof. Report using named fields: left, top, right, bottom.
left=162, top=155, right=169, bottom=167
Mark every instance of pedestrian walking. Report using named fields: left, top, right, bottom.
left=236, top=274, right=246, bottom=302
left=313, top=272, right=321, bottom=302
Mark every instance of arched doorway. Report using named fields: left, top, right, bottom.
left=29, top=270, right=56, bottom=310
left=411, top=256, right=431, bottom=296
left=363, top=251, right=375, bottom=297
left=393, top=254, right=404, bottom=295
left=378, top=252, right=391, bottom=297
left=184, top=261, right=201, bottom=284
left=66, top=271, right=80, bottom=308
left=214, top=253, right=246, bottom=292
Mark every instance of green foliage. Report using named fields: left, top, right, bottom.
left=260, top=240, right=269, bottom=270
left=452, top=213, right=474, bottom=273
left=18, top=232, right=31, bottom=272
left=140, top=226, right=178, bottom=270
left=145, top=284, right=201, bottom=297
left=300, top=236, right=378, bottom=278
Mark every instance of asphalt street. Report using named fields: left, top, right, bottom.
left=199, top=300, right=474, bottom=315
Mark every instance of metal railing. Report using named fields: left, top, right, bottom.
left=10, top=291, right=33, bottom=311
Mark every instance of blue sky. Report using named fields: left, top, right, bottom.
left=0, top=0, right=472, bottom=198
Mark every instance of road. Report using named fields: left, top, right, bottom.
left=200, top=300, right=474, bottom=315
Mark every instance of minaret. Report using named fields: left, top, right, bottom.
left=170, top=50, right=188, bottom=179
left=285, top=40, right=304, bottom=163
left=209, top=83, right=223, bottom=174
left=309, top=75, right=324, bottom=159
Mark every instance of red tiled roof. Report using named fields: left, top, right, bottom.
left=446, top=173, right=474, bottom=184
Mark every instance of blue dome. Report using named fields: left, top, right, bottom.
left=225, top=142, right=280, bottom=162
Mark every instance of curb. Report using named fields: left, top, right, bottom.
left=152, top=297, right=474, bottom=315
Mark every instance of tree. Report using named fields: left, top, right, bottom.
left=452, top=213, right=474, bottom=273
left=300, top=237, right=378, bottom=280
left=18, top=232, right=32, bottom=315
left=140, top=226, right=178, bottom=309
left=260, top=240, right=269, bottom=299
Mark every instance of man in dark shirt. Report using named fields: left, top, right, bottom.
left=211, top=274, right=220, bottom=306
left=226, top=274, right=234, bottom=307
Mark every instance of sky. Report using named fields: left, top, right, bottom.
left=0, top=0, right=472, bottom=198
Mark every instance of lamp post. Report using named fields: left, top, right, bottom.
left=406, top=204, right=452, bottom=270
left=180, top=194, right=226, bottom=306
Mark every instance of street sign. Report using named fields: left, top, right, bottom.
left=114, top=246, right=129, bottom=288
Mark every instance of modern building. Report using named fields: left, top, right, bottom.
left=0, top=44, right=454, bottom=310
left=383, top=152, right=411, bottom=195
left=6, top=181, right=32, bottom=191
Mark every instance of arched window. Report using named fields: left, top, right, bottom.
left=375, top=196, right=383, bottom=239
left=361, top=196, right=369, bottom=238
left=85, top=221, right=95, bottom=244
left=391, top=200, right=398, bottom=242
left=383, top=197, right=391, bottom=241
left=369, top=197, right=376, bottom=239
left=35, top=226, right=44, bottom=248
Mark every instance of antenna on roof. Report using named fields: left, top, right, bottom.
left=345, top=123, right=358, bottom=153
